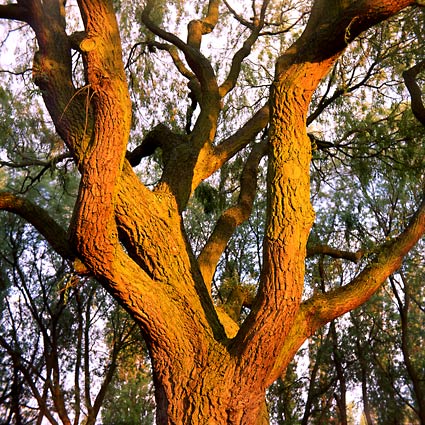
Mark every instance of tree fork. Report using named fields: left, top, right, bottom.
left=0, top=1, right=423, bottom=424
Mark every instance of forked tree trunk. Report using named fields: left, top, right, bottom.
left=0, top=1, right=420, bottom=424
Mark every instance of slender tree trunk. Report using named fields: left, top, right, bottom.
left=11, top=365, right=23, bottom=425
left=301, top=336, right=327, bottom=425
left=393, top=275, right=425, bottom=424
left=330, top=321, right=347, bottom=425
left=358, top=349, right=374, bottom=425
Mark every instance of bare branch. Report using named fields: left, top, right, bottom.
left=259, top=13, right=308, bottom=37
left=0, top=4, right=29, bottom=22
left=229, top=0, right=418, bottom=388
left=0, top=67, right=32, bottom=76
left=198, top=140, right=267, bottom=290
left=403, top=59, right=425, bottom=126
left=219, top=1, right=270, bottom=98
left=211, top=104, right=269, bottom=174
left=274, top=191, right=425, bottom=381
left=0, top=192, right=75, bottom=260
left=0, top=333, right=60, bottom=425
left=0, top=153, right=71, bottom=169
left=126, top=124, right=185, bottom=167
left=148, top=42, right=195, bottom=80
left=305, top=192, right=425, bottom=329
left=142, top=1, right=221, bottom=163
left=187, top=0, right=220, bottom=49
left=308, top=58, right=380, bottom=125
left=142, top=0, right=217, bottom=90
left=307, top=244, right=364, bottom=263
left=223, top=0, right=253, bottom=28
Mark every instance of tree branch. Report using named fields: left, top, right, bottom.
left=69, top=0, right=133, bottom=276
left=403, top=59, right=425, bottom=126
left=0, top=333, right=60, bottom=425
left=210, top=104, right=269, bottom=175
left=230, top=0, right=417, bottom=389
left=125, top=124, right=185, bottom=167
left=0, top=4, right=29, bottom=22
left=275, top=0, right=416, bottom=77
left=148, top=42, right=196, bottom=80
left=305, top=192, right=425, bottom=330
left=307, top=58, right=380, bottom=125
left=142, top=0, right=217, bottom=92
left=219, top=1, right=270, bottom=98
left=222, top=0, right=253, bottom=28
left=183, top=102, right=269, bottom=196
left=269, top=191, right=425, bottom=379
left=187, top=0, right=219, bottom=49
left=23, top=0, right=91, bottom=162
left=0, top=192, right=75, bottom=260
left=307, top=244, right=364, bottom=263
left=0, top=153, right=71, bottom=169
left=198, top=140, right=267, bottom=290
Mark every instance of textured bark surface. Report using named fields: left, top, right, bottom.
left=0, top=0, right=423, bottom=423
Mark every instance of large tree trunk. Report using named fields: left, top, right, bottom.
left=151, top=364, right=270, bottom=424
left=0, top=1, right=423, bottom=424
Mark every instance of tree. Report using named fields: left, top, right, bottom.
left=0, top=213, right=146, bottom=424
left=1, top=0, right=425, bottom=423
left=101, top=323, right=155, bottom=425
left=0, top=83, right=149, bottom=423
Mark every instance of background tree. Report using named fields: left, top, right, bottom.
left=0, top=0, right=425, bottom=424
left=0, top=77, right=153, bottom=424
left=101, top=309, right=155, bottom=425
left=0, top=214, right=147, bottom=424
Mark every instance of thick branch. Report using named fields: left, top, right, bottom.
left=208, top=104, right=269, bottom=176
left=146, top=42, right=195, bottom=81
left=187, top=0, right=219, bottom=49
left=307, top=244, right=364, bottom=263
left=275, top=0, right=416, bottom=76
left=0, top=4, right=28, bottom=22
left=202, top=103, right=329, bottom=179
left=142, top=1, right=218, bottom=93
left=114, top=162, right=228, bottom=343
left=70, top=0, right=132, bottom=272
left=0, top=192, right=74, bottom=260
left=198, top=140, right=267, bottom=290
left=305, top=193, right=425, bottom=330
left=403, top=59, right=425, bottom=126
left=126, top=124, right=185, bottom=167
left=269, top=193, right=425, bottom=379
left=24, top=0, right=91, bottom=161
left=222, top=284, right=255, bottom=323
left=231, top=0, right=417, bottom=390
left=142, top=1, right=221, bottom=208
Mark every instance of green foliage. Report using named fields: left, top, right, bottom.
left=102, top=347, right=155, bottom=425
left=194, top=182, right=226, bottom=215
left=268, top=363, right=305, bottom=424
